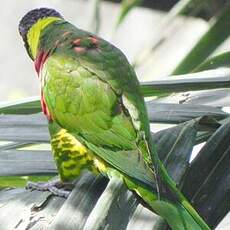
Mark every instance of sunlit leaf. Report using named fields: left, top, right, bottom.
left=193, top=52, right=230, bottom=72
left=153, top=119, right=197, bottom=184
left=147, top=102, right=227, bottom=123
left=115, top=0, right=143, bottom=29
left=0, top=175, right=52, bottom=188
left=182, top=89, right=230, bottom=107
left=172, top=4, right=230, bottom=74
left=90, top=0, right=101, bottom=34
left=0, top=114, right=48, bottom=142
left=182, top=121, right=230, bottom=228
left=132, top=0, right=212, bottom=68
left=0, top=96, right=40, bottom=114
left=0, top=149, right=56, bottom=176
left=140, top=69, right=230, bottom=97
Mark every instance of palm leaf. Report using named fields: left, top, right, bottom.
left=182, top=120, right=230, bottom=228
left=115, top=0, right=143, bottom=29
left=90, top=0, right=101, bottom=34
left=0, top=111, right=228, bottom=228
left=132, top=0, right=214, bottom=68
left=0, top=96, right=40, bottom=114
left=193, top=52, right=230, bottom=72
left=147, top=102, right=227, bottom=123
left=172, top=3, right=230, bottom=74
left=140, top=69, right=230, bottom=96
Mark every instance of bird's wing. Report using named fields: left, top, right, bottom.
left=42, top=53, right=156, bottom=188
left=73, top=33, right=150, bottom=137
left=43, top=25, right=151, bottom=139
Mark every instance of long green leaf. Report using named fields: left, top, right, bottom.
left=115, top=0, right=143, bottom=29
left=172, top=4, right=230, bottom=74
left=0, top=96, right=40, bottom=114
left=0, top=114, right=48, bottom=142
left=174, top=0, right=214, bottom=17
left=0, top=175, right=52, bottom=188
left=0, top=111, right=216, bottom=228
left=49, top=174, right=109, bottom=229
left=140, top=70, right=230, bottom=96
left=147, top=102, right=227, bottom=123
left=193, top=52, right=230, bottom=72
left=0, top=69, right=229, bottom=113
left=82, top=177, right=137, bottom=230
left=182, top=88, right=230, bottom=107
left=153, top=119, right=197, bottom=184
left=90, top=0, right=101, bottom=34
left=0, top=150, right=56, bottom=176
left=182, top=121, right=230, bottom=228
left=132, top=0, right=211, bottom=68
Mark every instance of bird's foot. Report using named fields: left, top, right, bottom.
left=26, top=178, right=74, bottom=198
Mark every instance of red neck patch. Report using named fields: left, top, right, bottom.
left=34, top=50, right=49, bottom=75
left=34, top=51, right=52, bottom=121
left=41, top=91, right=53, bottom=121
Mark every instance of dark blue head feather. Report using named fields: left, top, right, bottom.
left=19, top=8, right=63, bottom=40
left=19, top=8, right=63, bottom=59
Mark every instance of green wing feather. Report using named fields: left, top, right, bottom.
left=44, top=55, right=137, bottom=148
left=40, top=20, right=150, bottom=138
left=43, top=53, right=151, bottom=171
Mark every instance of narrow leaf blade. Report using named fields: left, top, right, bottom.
left=193, top=52, right=230, bottom=72
left=172, top=4, right=230, bottom=74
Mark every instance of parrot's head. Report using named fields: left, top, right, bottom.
left=19, top=8, right=63, bottom=60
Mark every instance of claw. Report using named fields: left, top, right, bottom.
left=26, top=179, right=74, bottom=198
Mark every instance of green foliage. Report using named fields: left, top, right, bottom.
left=90, top=0, right=101, bottom=34
left=0, top=176, right=52, bottom=188
left=0, top=96, right=40, bottom=114
left=193, top=51, right=230, bottom=72
left=140, top=70, right=230, bottom=96
left=115, top=0, right=143, bottom=28
left=172, top=3, right=230, bottom=74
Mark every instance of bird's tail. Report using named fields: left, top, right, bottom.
left=124, top=174, right=210, bottom=230
left=75, top=133, right=210, bottom=230
left=136, top=138, right=211, bottom=230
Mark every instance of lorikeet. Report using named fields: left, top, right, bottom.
left=19, top=8, right=210, bottom=229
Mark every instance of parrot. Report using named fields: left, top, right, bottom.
left=19, top=8, right=210, bottom=230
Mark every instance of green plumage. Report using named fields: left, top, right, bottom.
left=45, top=54, right=137, bottom=149
left=19, top=10, right=210, bottom=230
left=42, top=21, right=157, bottom=194
left=41, top=21, right=156, bottom=186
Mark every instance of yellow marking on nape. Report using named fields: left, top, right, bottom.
left=27, top=16, right=62, bottom=59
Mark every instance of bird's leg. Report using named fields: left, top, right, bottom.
left=26, top=177, right=75, bottom=198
